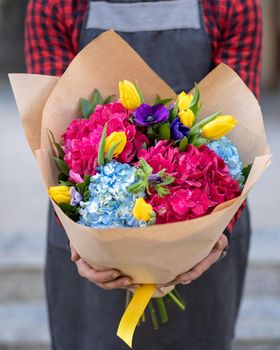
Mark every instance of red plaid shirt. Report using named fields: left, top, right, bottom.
left=25, top=0, right=262, bottom=234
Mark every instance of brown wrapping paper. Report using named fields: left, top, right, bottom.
left=10, top=31, right=271, bottom=284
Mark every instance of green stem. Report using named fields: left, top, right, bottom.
left=168, top=291, right=186, bottom=311
left=141, top=311, right=146, bottom=323
left=188, top=111, right=220, bottom=138
left=173, top=289, right=187, bottom=308
left=125, top=290, right=132, bottom=309
left=156, top=298, right=169, bottom=323
left=148, top=301, right=159, bottom=330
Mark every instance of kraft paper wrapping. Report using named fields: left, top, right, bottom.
left=10, top=31, right=271, bottom=284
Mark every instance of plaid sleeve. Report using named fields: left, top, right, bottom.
left=203, top=0, right=262, bottom=99
left=25, top=0, right=86, bottom=76
left=223, top=1, right=262, bottom=234
left=203, top=0, right=262, bottom=235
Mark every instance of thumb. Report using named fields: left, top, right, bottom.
left=214, top=234, right=228, bottom=251
left=70, top=243, right=80, bottom=262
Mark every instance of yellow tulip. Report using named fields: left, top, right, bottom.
left=48, top=186, right=71, bottom=204
left=178, top=109, right=195, bottom=128
left=201, top=115, right=237, bottom=140
left=105, top=131, right=127, bottom=156
left=178, top=91, right=193, bottom=113
left=119, top=80, right=141, bottom=110
left=133, top=198, right=153, bottom=222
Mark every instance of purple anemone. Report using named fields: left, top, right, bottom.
left=170, top=117, right=189, bottom=141
left=148, top=174, right=162, bottom=185
left=134, top=104, right=169, bottom=126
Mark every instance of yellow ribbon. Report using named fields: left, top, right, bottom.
left=117, top=284, right=156, bottom=348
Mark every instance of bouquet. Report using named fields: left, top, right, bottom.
left=48, top=81, right=244, bottom=228
left=10, top=31, right=271, bottom=348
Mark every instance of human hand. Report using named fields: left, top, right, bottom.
left=70, top=243, right=138, bottom=290
left=158, top=233, right=228, bottom=287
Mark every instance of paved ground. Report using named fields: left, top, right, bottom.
left=0, top=80, right=48, bottom=235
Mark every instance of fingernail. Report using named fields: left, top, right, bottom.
left=124, top=279, right=132, bottom=286
left=182, top=280, right=191, bottom=285
left=113, top=272, right=120, bottom=279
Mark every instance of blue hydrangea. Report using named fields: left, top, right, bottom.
left=78, top=161, right=147, bottom=228
left=207, top=137, right=244, bottom=183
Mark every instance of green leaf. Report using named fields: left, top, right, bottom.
left=140, top=142, right=147, bottom=150
left=47, top=129, right=64, bottom=159
left=160, top=174, right=174, bottom=186
left=58, top=180, right=75, bottom=186
left=83, top=188, right=90, bottom=202
left=58, top=203, right=79, bottom=221
left=90, top=89, right=103, bottom=111
left=80, top=98, right=93, bottom=119
left=154, top=185, right=170, bottom=197
left=106, top=139, right=122, bottom=162
left=190, top=82, right=200, bottom=109
left=76, top=175, right=91, bottom=195
left=158, top=123, right=171, bottom=140
left=198, top=111, right=221, bottom=128
left=169, top=99, right=179, bottom=122
left=148, top=212, right=156, bottom=226
left=128, top=181, right=145, bottom=194
left=53, top=157, right=69, bottom=175
left=160, top=98, right=173, bottom=105
left=135, top=80, right=145, bottom=103
left=188, top=111, right=220, bottom=138
left=189, top=83, right=202, bottom=124
left=128, top=159, right=152, bottom=194
left=98, top=123, right=107, bottom=166
left=193, top=101, right=203, bottom=124
left=58, top=172, right=69, bottom=183
left=103, top=95, right=115, bottom=104
left=242, top=163, right=253, bottom=182
left=179, top=136, right=188, bottom=151
left=153, top=95, right=173, bottom=106
left=154, top=95, right=162, bottom=105
left=192, top=137, right=208, bottom=147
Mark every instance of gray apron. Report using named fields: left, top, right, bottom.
left=46, top=1, right=251, bottom=349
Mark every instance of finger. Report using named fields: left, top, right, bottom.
left=214, top=234, right=228, bottom=251
left=76, top=259, right=121, bottom=283
left=69, top=243, right=80, bottom=262
left=157, top=279, right=180, bottom=288
left=168, top=236, right=229, bottom=286
left=162, top=248, right=223, bottom=287
left=97, top=276, right=133, bottom=290
left=177, top=249, right=222, bottom=284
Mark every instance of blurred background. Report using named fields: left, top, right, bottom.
left=0, top=1, right=279, bottom=349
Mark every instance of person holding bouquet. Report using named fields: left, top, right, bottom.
left=25, top=1, right=262, bottom=349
